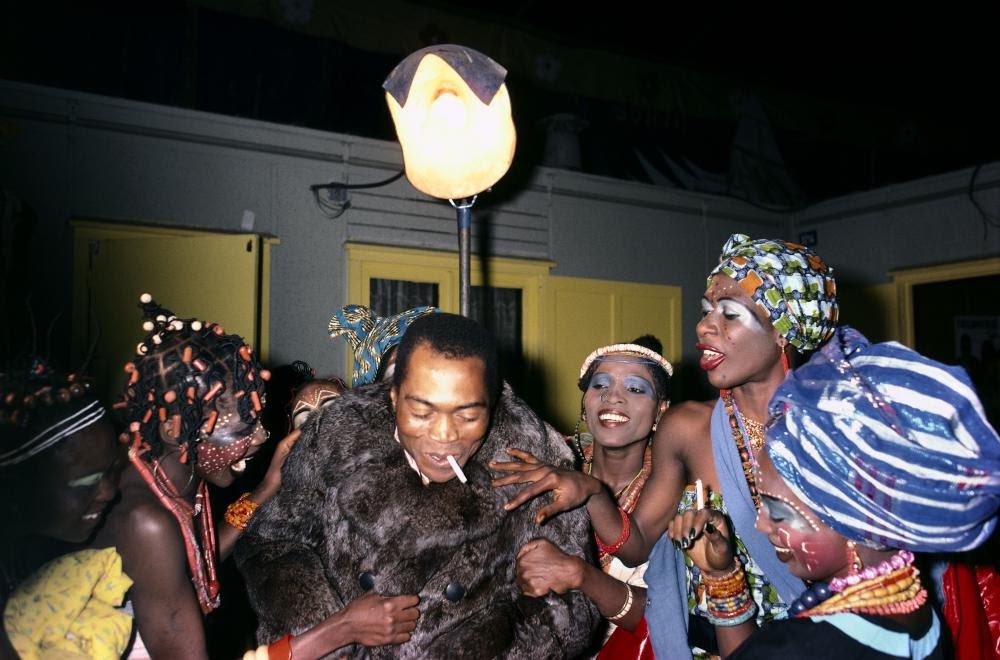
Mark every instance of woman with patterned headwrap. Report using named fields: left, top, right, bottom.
left=91, top=295, right=297, bottom=659
left=328, top=304, right=439, bottom=387
left=494, top=233, right=839, bottom=658
left=670, top=325, right=1000, bottom=658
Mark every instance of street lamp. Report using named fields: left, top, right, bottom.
left=383, top=44, right=516, bottom=316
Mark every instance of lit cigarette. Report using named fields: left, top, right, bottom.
left=695, top=479, right=704, bottom=510
left=447, top=455, right=468, bottom=483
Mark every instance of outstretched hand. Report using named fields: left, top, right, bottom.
left=340, top=593, right=421, bottom=647
left=667, top=507, right=735, bottom=574
left=490, top=448, right=601, bottom=524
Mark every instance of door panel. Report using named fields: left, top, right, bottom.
left=73, top=223, right=262, bottom=403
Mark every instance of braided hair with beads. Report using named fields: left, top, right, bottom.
left=113, top=294, right=271, bottom=614
left=115, top=294, right=269, bottom=465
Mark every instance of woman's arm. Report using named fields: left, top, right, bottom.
left=667, top=505, right=757, bottom=657
left=116, top=502, right=210, bottom=660
left=493, top=401, right=711, bottom=567
left=516, top=538, right=647, bottom=632
left=616, top=401, right=711, bottom=564
left=218, top=431, right=300, bottom=560
left=284, top=593, right=420, bottom=659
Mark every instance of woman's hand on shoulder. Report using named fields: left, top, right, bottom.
left=490, top=448, right=602, bottom=524
left=252, top=429, right=301, bottom=504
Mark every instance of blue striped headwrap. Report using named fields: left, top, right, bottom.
left=766, top=325, right=1000, bottom=552
left=328, top=304, right=439, bottom=386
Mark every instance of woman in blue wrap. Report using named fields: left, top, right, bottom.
left=493, top=234, right=839, bottom=658
left=669, top=325, right=1000, bottom=658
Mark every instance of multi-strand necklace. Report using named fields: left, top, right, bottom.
left=584, top=441, right=652, bottom=567
left=720, top=389, right=765, bottom=510
left=129, top=447, right=221, bottom=614
left=788, top=549, right=927, bottom=618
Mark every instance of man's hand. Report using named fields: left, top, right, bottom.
left=490, top=448, right=601, bottom=524
left=339, top=593, right=420, bottom=647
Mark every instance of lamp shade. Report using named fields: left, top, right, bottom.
left=384, top=45, right=516, bottom=200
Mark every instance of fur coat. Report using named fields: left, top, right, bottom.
left=236, top=382, right=602, bottom=659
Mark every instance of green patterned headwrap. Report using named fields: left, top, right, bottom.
left=708, top=233, right=838, bottom=352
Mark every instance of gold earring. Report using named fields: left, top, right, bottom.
left=846, top=539, right=863, bottom=574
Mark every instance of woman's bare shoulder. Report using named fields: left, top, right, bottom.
left=663, top=399, right=715, bottom=427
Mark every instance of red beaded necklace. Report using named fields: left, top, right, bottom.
left=129, top=447, right=221, bottom=614
left=792, top=550, right=928, bottom=618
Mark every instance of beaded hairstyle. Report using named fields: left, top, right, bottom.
left=0, top=358, right=103, bottom=468
left=115, top=294, right=269, bottom=464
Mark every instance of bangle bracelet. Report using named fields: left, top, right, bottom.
left=706, top=602, right=757, bottom=627
left=607, top=581, right=634, bottom=622
left=268, top=633, right=293, bottom=660
left=595, top=507, right=631, bottom=556
left=225, top=492, right=260, bottom=531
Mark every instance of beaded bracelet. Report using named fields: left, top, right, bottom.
left=702, top=559, right=756, bottom=626
left=705, top=602, right=757, bottom=627
left=241, top=634, right=293, bottom=660
left=269, top=634, right=293, bottom=660
left=595, top=507, right=631, bottom=556
left=607, top=582, right=634, bottom=622
left=225, top=492, right=260, bottom=531
left=702, top=561, right=745, bottom=598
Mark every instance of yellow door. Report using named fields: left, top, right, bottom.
left=72, top=221, right=272, bottom=404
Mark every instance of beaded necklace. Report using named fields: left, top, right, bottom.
left=720, top=389, right=762, bottom=510
left=583, top=441, right=652, bottom=567
left=583, top=441, right=652, bottom=513
left=129, top=447, right=221, bottom=614
left=787, top=549, right=927, bottom=618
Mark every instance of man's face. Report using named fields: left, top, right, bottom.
left=390, top=343, right=490, bottom=483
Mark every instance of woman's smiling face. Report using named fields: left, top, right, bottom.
left=583, top=355, right=665, bottom=449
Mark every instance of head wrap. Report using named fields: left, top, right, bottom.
left=328, top=304, right=439, bottom=386
left=0, top=360, right=105, bottom=468
left=766, top=325, right=1000, bottom=553
left=709, top=233, right=838, bottom=352
left=578, top=343, right=674, bottom=381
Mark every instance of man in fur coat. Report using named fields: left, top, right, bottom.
left=236, top=313, right=601, bottom=658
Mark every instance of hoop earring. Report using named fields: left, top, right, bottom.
left=152, top=447, right=196, bottom=497
left=572, top=402, right=586, bottom=463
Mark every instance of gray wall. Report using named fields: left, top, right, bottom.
left=0, top=80, right=786, bottom=383
left=792, top=163, right=1000, bottom=284
left=3, top=80, right=997, bottom=392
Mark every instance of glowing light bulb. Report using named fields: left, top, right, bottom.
left=429, top=90, right=467, bottom=128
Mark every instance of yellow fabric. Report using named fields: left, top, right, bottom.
left=4, top=548, right=133, bottom=660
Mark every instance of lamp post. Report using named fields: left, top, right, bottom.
left=383, top=45, right=516, bottom=317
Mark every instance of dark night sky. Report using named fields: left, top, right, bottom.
left=2, top=2, right=998, bottom=205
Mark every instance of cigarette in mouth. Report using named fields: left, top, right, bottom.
left=695, top=478, right=704, bottom=510
left=446, top=455, right=467, bottom=483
